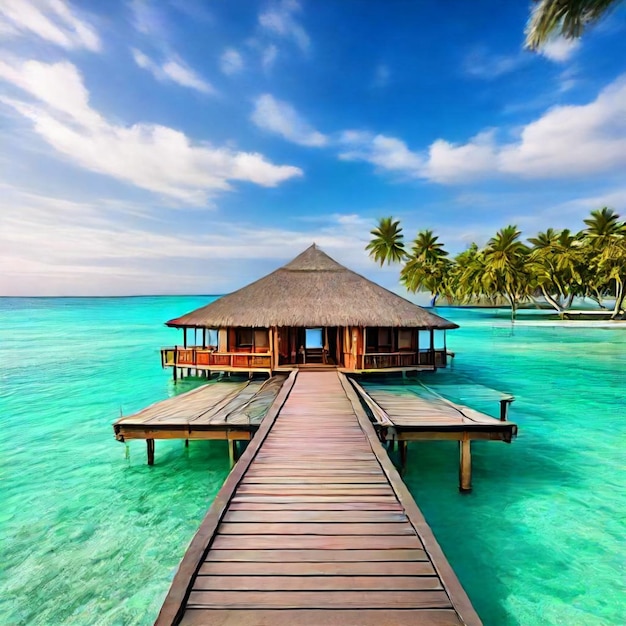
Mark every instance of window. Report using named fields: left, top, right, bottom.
left=398, top=329, right=413, bottom=350
left=378, top=327, right=392, bottom=348
left=236, top=328, right=254, bottom=347
left=254, top=329, right=269, bottom=349
left=366, top=328, right=377, bottom=351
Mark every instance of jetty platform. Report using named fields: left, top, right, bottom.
left=351, top=380, right=517, bottom=490
left=155, top=371, right=481, bottom=626
left=114, top=376, right=287, bottom=465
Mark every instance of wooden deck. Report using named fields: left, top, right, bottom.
left=351, top=379, right=517, bottom=491
left=114, top=376, right=286, bottom=443
left=353, top=381, right=517, bottom=441
left=156, top=371, right=481, bottom=626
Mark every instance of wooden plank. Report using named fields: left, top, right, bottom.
left=234, top=485, right=392, bottom=495
left=180, top=608, right=462, bottom=626
left=340, top=373, right=483, bottom=626
left=222, top=510, right=407, bottom=523
left=231, top=495, right=399, bottom=503
left=154, top=371, right=297, bottom=626
left=204, top=548, right=429, bottom=562
left=198, top=560, right=436, bottom=576
left=193, top=575, right=442, bottom=591
left=217, top=522, right=414, bottom=535
left=227, top=501, right=405, bottom=511
left=186, top=590, right=452, bottom=609
left=241, top=476, right=388, bottom=483
left=211, top=534, right=423, bottom=550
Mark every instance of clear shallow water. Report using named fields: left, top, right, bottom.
left=0, top=299, right=624, bottom=625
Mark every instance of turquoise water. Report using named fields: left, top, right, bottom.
left=0, top=299, right=624, bottom=625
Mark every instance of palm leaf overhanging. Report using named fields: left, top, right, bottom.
left=525, top=0, right=621, bottom=49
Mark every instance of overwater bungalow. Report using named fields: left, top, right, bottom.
left=161, top=244, right=458, bottom=377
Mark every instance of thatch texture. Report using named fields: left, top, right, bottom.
left=166, top=244, right=458, bottom=329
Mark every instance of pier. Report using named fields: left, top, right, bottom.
left=155, top=371, right=482, bottom=625
left=114, top=376, right=286, bottom=466
left=351, top=380, right=517, bottom=491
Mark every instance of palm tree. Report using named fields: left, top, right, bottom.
left=401, top=230, right=451, bottom=305
left=583, top=207, right=626, bottom=242
left=482, top=225, right=531, bottom=321
left=365, top=217, right=406, bottom=266
left=525, top=0, right=621, bottom=50
left=410, top=230, right=449, bottom=263
left=451, top=244, right=493, bottom=306
left=583, top=207, right=626, bottom=318
left=528, top=228, right=583, bottom=315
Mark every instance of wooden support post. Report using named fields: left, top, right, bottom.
left=185, top=439, right=189, bottom=448
left=173, top=366, right=177, bottom=382
left=388, top=438, right=395, bottom=453
left=430, top=329, right=436, bottom=369
left=228, top=439, right=236, bottom=467
left=147, top=439, right=155, bottom=465
left=399, top=440, right=408, bottom=471
left=500, top=397, right=513, bottom=421
left=459, top=438, right=472, bottom=492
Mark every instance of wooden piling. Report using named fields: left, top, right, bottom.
left=399, top=440, right=408, bottom=470
left=459, top=439, right=471, bottom=492
left=147, top=438, right=155, bottom=465
left=500, top=397, right=513, bottom=421
left=228, top=439, right=236, bottom=467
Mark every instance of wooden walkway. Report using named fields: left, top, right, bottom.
left=156, top=371, right=481, bottom=625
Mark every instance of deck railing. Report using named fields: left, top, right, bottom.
left=161, top=347, right=272, bottom=370
left=362, top=349, right=447, bottom=369
left=162, top=346, right=447, bottom=371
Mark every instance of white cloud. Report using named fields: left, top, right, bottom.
left=251, top=94, right=327, bottom=147
left=161, top=59, right=213, bottom=93
left=0, top=59, right=302, bottom=203
left=129, top=0, right=165, bottom=37
left=0, top=0, right=100, bottom=51
left=340, top=75, right=626, bottom=184
left=132, top=48, right=215, bottom=94
left=262, top=44, right=278, bottom=69
left=498, top=76, right=626, bottom=178
left=259, top=0, right=310, bottom=53
left=0, top=185, right=373, bottom=295
left=423, top=131, right=499, bottom=183
left=339, top=131, right=423, bottom=175
left=539, top=37, right=580, bottom=63
left=464, top=48, right=526, bottom=79
left=219, top=47, right=244, bottom=75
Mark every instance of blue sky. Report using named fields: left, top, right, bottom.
left=0, top=0, right=625, bottom=296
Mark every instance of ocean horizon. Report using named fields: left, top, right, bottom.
left=1, top=296, right=624, bottom=625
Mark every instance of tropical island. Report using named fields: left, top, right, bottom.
left=366, top=207, right=626, bottom=320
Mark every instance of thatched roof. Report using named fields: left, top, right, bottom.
left=166, top=244, right=458, bottom=330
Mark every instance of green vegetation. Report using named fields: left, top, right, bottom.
left=366, top=208, right=626, bottom=321
left=525, top=0, right=621, bottom=50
